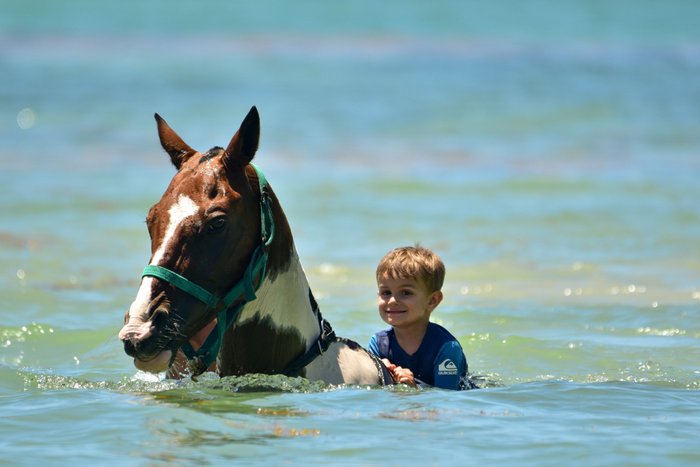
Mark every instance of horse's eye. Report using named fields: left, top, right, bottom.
left=207, top=216, right=227, bottom=233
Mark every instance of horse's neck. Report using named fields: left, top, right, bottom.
left=217, top=247, right=321, bottom=375
left=242, top=248, right=319, bottom=344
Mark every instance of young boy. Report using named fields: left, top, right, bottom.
left=368, top=246, right=470, bottom=390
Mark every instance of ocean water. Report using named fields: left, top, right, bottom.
left=2, top=1, right=700, bottom=465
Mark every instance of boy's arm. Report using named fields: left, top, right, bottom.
left=368, top=334, right=415, bottom=386
left=433, top=341, right=467, bottom=390
left=367, top=334, right=380, bottom=356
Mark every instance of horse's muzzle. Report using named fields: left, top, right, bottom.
left=118, top=311, right=175, bottom=373
left=121, top=335, right=174, bottom=374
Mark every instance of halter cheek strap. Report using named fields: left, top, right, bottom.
left=141, top=163, right=274, bottom=374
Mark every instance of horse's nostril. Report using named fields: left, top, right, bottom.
left=151, top=307, right=169, bottom=326
left=123, top=339, right=138, bottom=357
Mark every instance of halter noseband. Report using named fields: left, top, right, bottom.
left=141, top=163, right=274, bottom=374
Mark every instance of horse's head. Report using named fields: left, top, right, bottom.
left=118, top=107, right=264, bottom=373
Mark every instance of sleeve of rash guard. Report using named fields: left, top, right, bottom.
left=367, top=334, right=380, bottom=357
left=433, top=341, right=467, bottom=390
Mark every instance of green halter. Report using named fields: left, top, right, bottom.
left=141, top=163, right=274, bottom=374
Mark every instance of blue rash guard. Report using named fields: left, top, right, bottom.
left=368, top=322, right=469, bottom=390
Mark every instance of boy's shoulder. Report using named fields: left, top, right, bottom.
left=372, top=327, right=393, bottom=341
left=376, top=327, right=393, bottom=336
left=370, top=328, right=394, bottom=357
left=426, top=322, right=460, bottom=344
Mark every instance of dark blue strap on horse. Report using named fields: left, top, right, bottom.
left=141, top=163, right=274, bottom=375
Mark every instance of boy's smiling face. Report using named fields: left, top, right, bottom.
left=377, top=274, right=443, bottom=330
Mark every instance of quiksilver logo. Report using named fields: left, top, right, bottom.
left=438, top=358, right=458, bottom=375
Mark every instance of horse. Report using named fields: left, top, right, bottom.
left=118, top=106, right=391, bottom=386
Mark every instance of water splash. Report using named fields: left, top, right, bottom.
left=20, top=369, right=335, bottom=395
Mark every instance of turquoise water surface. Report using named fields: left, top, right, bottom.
left=2, top=1, right=700, bottom=465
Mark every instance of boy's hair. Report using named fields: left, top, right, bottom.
left=376, top=245, right=445, bottom=292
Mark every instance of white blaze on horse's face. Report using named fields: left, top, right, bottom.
left=125, top=194, right=199, bottom=325
left=151, top=194, right=199, bottom=265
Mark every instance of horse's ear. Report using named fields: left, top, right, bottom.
left=154, top=113, right=196, bottom=169
left=223, top=106, right=260, bottom=169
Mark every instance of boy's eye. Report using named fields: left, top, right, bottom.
left=379, top=290, right=392, bottom=298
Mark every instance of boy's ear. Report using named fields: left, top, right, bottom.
left=427, top=290, right=443, bottom=312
